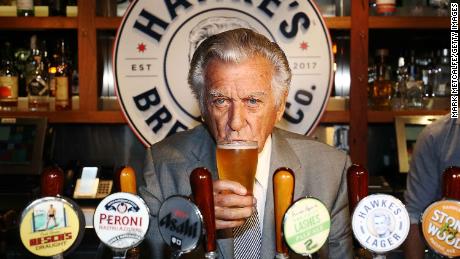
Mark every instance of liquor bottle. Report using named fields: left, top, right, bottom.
left=375, top=0, right=396, bottom=15
left=49, top=0, right=67, bottom=16
left=54, top=39, right=71, bottom=110
left=14, top=40, right=31, bottom=98
left=370, top=49, right=393, bottom=110
left=433, top=48, right=450, bottom=97
left=405, top=50, right=423, bottom=109
left=25, top=35, right=49, bottom=111
left=17, top=0, right=34, bottom=16
left=392, top=56, right=407, bottom=110
left=421, top=51, right=435, bottom=101
left=0, top=42, right=19, bottom=111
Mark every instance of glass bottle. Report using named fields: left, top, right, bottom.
left=392, top=56, right=407, bottom=110
left=25, top=35, right=49, bottom=111
left=433, top=48, right=450, bottom=97
left=375, top=0, right=396, bottom=16
left=421, top=51, right=435, bottom=109
left=17, top=0, right=34, bottom=16
left=49, top=0, right=67, bottom=16
left=405, top=51, right=423, bottom=109
left=371, top=49, right=393, bottom=110
left=0, top=42, right=19, bottom=111
left=54, top=39, right=71, bottom=110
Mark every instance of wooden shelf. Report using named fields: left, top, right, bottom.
left=95, top=17, right=121, bottom=29
left=368, top=110, right=449, bottom=123
left=369, top=16, right=449, bottom=29
left=0, top=17, right=78, bottom=29
left=320, top=111, right=350, bottom=123
left=0, top=111, right=126, bottom=123
left=93, top=17, right=350, bottom=30
left=324, top=17, right=351, bottom=29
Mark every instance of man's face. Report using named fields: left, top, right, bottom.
left=373, top=215, right=389, bottom=235
left=203, top=56, right=286, bottom=152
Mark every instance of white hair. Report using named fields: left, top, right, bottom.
left=188, top=28, right=292, bottom=114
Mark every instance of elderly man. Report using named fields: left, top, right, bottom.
left=139, top=28, right=353, bottom=258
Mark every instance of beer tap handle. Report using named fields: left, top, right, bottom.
left=190, top=167, right=217, bottom=257
left=346, top=164, right=369, bottom=214
left=41, top=165, right=64, bottom=197
left=120, top=166, right=137, bottom=195
left=442, top=166, right=460, bottom=200
left=119, top=166, right=141, bottom=259
left=273, top=168, right=295, bottom=258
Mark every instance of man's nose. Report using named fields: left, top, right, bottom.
left=229, top=102, right=246, bottom=131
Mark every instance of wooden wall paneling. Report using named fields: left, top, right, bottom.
left=77, top=0, right=97, bottom=111
left=349, top=0, right=368, bottom=166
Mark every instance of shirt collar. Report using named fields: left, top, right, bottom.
left=255, top=135, right=272, bottom=189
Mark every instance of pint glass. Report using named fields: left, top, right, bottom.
left=216, top=140, right=258, bottom=195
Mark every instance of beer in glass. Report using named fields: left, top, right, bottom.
left=216, top=140, right=258, bottom=195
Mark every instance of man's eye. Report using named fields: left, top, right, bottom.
left=247, top=98, right=260, bottom=107
left=213, top=98, right=228, bottom=107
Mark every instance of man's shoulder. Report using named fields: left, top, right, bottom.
left=417, top=114, right=458, bottom=145
left=150, top=125, right=211, bottom=161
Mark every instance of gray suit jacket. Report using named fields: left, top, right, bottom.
left=139, top=125, right=353, bottom=259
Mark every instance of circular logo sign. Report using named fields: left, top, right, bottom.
left=114, top=0, right=333, bottom=146
left=352, top=194, right=410, bottom=254
left=19, top=197, right=84, bottom=257
left=93, top=192, right=150, bottom=250
left=421, top=200, right=460, bottom=258
left=158, top=196, right=203, bottom=254
left=282, top=197, right=330, bottom=255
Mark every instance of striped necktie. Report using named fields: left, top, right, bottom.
left=233, top=208, right=262, bottom=259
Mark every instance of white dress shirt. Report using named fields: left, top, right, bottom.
left=253, top=136, right=272, bottom=231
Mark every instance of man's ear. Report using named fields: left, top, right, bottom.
left=275, top=91, right=288, bottom=122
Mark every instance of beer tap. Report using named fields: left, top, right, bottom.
left=41, top=165, right=64, bottom=197
left=93, top=165, right=150, bottom=259
left=119, top=166, right=141, bottom=259
left=190, top=167, right=217, bottom=259
left=273, top=168, right=294, bottom=259
left=348, top=165, right=410, bottom=259
left=347, top=164, right=375, bottom=259
left=19, top=165, right=85, bottom=259
left=420, top=166, right=460, bottom=258
left=442, top=166, right=460, bottom=200
left=40, top=165, right=65, bottom=259
left=346, top=164, right=368, bottom=214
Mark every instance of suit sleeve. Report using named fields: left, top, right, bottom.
left=326, top=154, right=353, bottom=259
left=138, top=148, right=171, bottom=258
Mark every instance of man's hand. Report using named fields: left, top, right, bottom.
left=213, top=179, right=255, bottom=229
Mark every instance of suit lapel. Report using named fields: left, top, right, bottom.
left=260, top=129, right=302, bottom=259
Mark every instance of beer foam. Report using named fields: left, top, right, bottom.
left=217, top=141, right=258, bottom=149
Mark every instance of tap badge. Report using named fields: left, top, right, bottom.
left=158, top=195, right=203, bottom=254
left=421, top=199, right=460, bottom=258
left=114, top=0, right=333, bottom=147
left=19, top=197, right=84, bottom=257
left=352, top=194, right=410, bottom=254
left=93, top=192, right=150, bottom=250
left=282, top=197, right=330, bottom=256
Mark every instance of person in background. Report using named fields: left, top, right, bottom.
left=139, top=28, right=353, bottom=258
left=404, top=114, right=460, bottom=258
